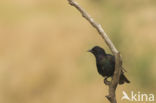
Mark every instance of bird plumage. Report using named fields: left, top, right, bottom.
left=89, top=46, right=130, bottom=85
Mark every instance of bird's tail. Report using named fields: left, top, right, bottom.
left=119, top=73, right=130, bottom=85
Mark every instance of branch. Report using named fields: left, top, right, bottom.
left=67, top=0, right=122, bottom=103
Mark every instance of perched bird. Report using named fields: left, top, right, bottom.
left=88, top=46, right=130, bottom=85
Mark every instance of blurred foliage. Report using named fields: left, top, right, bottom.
left=88, top=0, right=156, bottom=88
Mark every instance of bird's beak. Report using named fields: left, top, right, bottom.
left=87, top=49, right=92, bottom=52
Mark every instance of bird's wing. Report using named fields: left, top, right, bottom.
left=107, top=54, right=127, bottom=73
left=106, top=54, right=115, bottom=66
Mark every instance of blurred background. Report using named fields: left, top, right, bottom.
left=0, top=0, right=156, bottom=103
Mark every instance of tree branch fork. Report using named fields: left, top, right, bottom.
left=67, top=0, right=122, bottom=103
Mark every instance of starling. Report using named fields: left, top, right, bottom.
left=88, top=46, right=130, bottom=85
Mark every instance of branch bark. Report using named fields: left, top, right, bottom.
left=67, top=0, right=122, bottom=103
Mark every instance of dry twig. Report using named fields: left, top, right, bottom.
left=67, top=0, right=122, bottom=103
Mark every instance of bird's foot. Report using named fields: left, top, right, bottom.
left=104, top=77, right=111, bottom=85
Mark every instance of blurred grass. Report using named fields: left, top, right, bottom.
left=0, top=0, right=156, bottom=103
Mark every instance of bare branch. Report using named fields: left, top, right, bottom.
left=67, top=0, right=122, bottom=103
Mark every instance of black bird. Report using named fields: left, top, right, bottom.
left=88, top=46, right=130, bottom=85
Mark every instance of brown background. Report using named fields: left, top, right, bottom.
left=0, top=0, right=156, bottom=103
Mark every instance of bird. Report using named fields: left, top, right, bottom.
left=88, top=46, right=130, bottom=85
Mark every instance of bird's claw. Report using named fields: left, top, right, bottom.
left=104, top=77, right=111, bottom=85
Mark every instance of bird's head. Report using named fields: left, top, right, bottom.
left=88, top=46, right=106, bottom=56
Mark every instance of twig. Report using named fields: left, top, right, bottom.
left=67, top=0, right=122, bottom=103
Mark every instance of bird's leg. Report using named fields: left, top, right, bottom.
left=104, top=77, right=111, bottom=85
